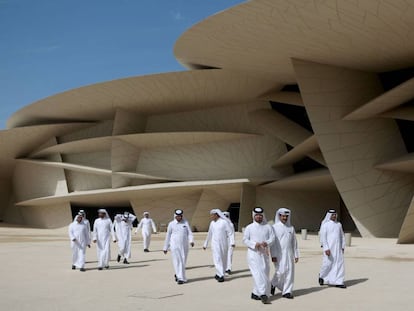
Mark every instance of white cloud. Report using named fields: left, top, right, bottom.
left=171, top=10, right=183, bottom=21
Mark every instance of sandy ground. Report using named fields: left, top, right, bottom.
left=0, top=225, right=413, bottom=311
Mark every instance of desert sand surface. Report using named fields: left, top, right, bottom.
left=0, top=224, right=413, bottom=311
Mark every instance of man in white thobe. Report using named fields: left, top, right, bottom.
left=270, top=208, right=299, bottom=299
left=113, top=212, right=137, bottom=264
left=163, top=209, right=194, bottom=285
left=78, top=210, right=91, bottom=244
left=223, top=211, right=236, bottom=274
left=78, top=210, right=91, bottom=233
left=319, top=209, right=346, bottom=288
left=69, top=214, right=90, bottom=272
left=243, top=207, right=275, bottom=304
left=135, top=212, right=157, bottom=252
left=203, top=209, right=235, bottom=282
left=92, top=209, right=116, bottom=270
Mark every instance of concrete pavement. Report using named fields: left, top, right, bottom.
left=0, top=225, right=413, bottom=311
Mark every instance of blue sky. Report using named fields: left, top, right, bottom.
left=0, top=0, right=243, bottom=129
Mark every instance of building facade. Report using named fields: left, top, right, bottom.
left=1, top=0, right=414, bottom=243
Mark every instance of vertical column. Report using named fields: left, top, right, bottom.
left=238, top=184, right=256, bottom=232
left=398, top=195, right=414, bottom=243
left=191, top=189, right=231, bottom=232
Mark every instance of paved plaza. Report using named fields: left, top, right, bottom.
left=0, top=225, right=413, bottom=311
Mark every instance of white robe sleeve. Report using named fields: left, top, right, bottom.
left=340, top=223, right=346, bottom=250
left=151, top=219, right=157, bottom=233
left=137, top=219, right=143, bottom=231
left=292, top=227, right=299, bottom=258
left=163, top=222, right=173, bottom=251
left=92, top=220, right=97, bottom=241
left=270, top=228, right=281, bottom=258
left=203, top=222, right=213, bottom=248
left=320, top=224, right=329, bottom=251
left=86, top=221, right=91, bottom=243
left=83, top=225, right=90, bottom=245
left=110, top=221, right=116, bottom=241
left=68, top=224, right=75, bottom=241
left=242, top=226, right=257, bottom=250
left=187, top=222, right=194, bottom=244
left=226, top=222, right=235, bottom=246
left=112, top=220, right=118, bottom=240
left=265, top=225, right=275, bottom=247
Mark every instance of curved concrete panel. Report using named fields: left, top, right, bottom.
left=31, top=131, right=258, bottom=157
left=175, top=0, right=414, bottom=80
left=293, top=59, right=414, bottom=238
left=263, top=168, right=336, bottom=192
left=344, top=77, right=414, bottom=120
left=8, top=69, right=279, bottom=129
left=16, top=179, right=249, bottom=207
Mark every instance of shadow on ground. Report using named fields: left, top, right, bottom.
left=268, top=278, right=368, bottom=301
left=186, top=265, right=214, bottom=270
left=189, top=269, right=251, bottom=283
left=345, top=278, right=368, bottom=287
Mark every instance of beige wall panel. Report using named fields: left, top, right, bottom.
left=130, top=191, right=202, bottom=231
left=256, top=188, right=340, bottom=232
left=20, top=202, right=72, bottom=228
left=59, top=121, right=113, bottom=143
left=249, top=109, right=325, bottom=165
left=0, top=178, right=13, bottom=221
left=136, top=136, right=290, bottom=181
left=293, top=59, right=414, bottom=238
left=111, top=175, right=131, bottom=189
left=250, top=109, right=312, bottom=146
left=63, top=151, right=111, bottom=170
left=2, top=202, right=24, bottom=226
left=13, top=161, right=68, bottom=203
left=29, top=136, right=60, bottom=158
left=111, top=139, right=140, bottom=172
left=146, top=102, right=268, bottom=134
left=191, top=189, right=232, bottom=232
left=66, top=171, right=112, bottom=192
left=112, top=109, right=147, bottom=136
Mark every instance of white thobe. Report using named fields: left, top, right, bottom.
left=69, top=221, right=90, bottom=269
left=319, top=220, right=345, bottom=285
left=83, top=219, right=91, bottom=244
left=163, top=220, right=194, bottom=282
left=226, top=222, right=236, bottom=271
left=203, top=218, right=235, bottom=277
left=136, top=218, right=157, bottom=250
left=243, top=222, right=275, bottom=296
left=270, top=222, right=299, bottom=295
left=93, top=217, right=115, bottom=268
left=113, top=215, right=137, bottom=259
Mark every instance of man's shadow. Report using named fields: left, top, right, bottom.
left=87, top=264, right=150, bottom=271
left=189, top=269, right=251, bottom=283
left=86, top=258, right=166, bottom=265
left=186, top=264, right=214, bottom=270
left=127, top=259, right=167, bottom=264
left=269, top=278, right=368, bottom=301
left=345, top=278, right=368, bottom=287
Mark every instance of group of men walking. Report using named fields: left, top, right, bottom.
left=68, top=209, right=157, bottom=271
left=68, top=206, right=347, bottom=304
left=244, top=207, right=346, bottom=304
